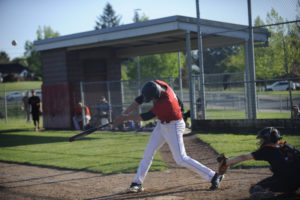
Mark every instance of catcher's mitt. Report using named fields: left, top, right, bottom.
left=217, top=153, right=228, bottom=175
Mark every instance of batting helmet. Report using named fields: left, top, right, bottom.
left=141, top=81, right=162, bottom=102
left=257, top=127, right=282, bottom=144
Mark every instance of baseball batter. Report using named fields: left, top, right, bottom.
left=113, top=80, right=223, bottom=193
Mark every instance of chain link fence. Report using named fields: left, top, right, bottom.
left=79, top=75, right=300, bottom=123
left=80, top=77, right=180, bottom=127
left=194, top=74, right=300, bottom=119
left=1, top=77, right=299, bottom=124
left=0, top=88, right=42, bottom=123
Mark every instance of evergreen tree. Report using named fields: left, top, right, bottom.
left=95, top=3, right=121, bottom=30
left=133, top=9, right=148, bottom=23
left=0, top=51, right=10, bottom=64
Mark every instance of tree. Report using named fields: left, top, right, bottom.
left=123, top=53, right=183, bottom=80
left=289, top=0, right=300, bottom=76
left=220, top=46, right=245, bottom=73
left=0, top=51, right=10, bottom=64
left=11, top=57, right=28, bottom=67
left=133, top=9, right=148, bottom=23
left=252, top=16, right=279, bottom=80
left=24, top=26, right=59, bottom=78
left=200, top=46, right=238, bottom=74
left=95, top=3, right=121, bottom=30
left=122, top=12, right=184, bottom=81
left=222, top=8, right=300, bottom=81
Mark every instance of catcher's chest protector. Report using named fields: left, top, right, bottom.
left=265, top=141, right=300, bottom=165
left=279, top=144, right=300, bottom=164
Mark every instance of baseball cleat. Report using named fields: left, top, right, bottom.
left=127, top=183, right=144, bottom=193
left=249, top=185, right=274, bottom=200
left=209, top=173, right=224, bottom=190
left=250, top=191, right=274, bottom=200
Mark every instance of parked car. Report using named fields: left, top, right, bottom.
left=35, top=90, right=42, bottom=100
left=266, top=81, right=296, bottom=91
left=6, top=91, right=24, bottom=101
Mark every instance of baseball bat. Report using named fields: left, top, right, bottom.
left=69, top=122, right=111, bottom=142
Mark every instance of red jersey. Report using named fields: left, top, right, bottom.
left=75, top=106, right=91, bottom=117
left=151, top=80, right=182, bottom=122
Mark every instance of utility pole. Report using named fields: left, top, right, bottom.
left=195, top=0, right=206, bottom=119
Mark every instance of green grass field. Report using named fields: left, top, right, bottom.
left=1, top=81, right=299, bottom=173
left=1, top=120, right=300, bottom=174
left=1, top=81, right=42, bottom=92
left=0, top=122, right=167, bottom=174
left=205, top=109, right=290, bottom=119
left=197, top=133, right=300, bottom=168
left=258, top=90, right=300, bottom=96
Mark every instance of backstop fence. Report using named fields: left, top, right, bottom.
left=79, top=75, right=300, bottom=125
left=0, top=76, right=299, bottom=124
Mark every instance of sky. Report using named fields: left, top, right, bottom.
left=0, top=0, right=298, bottom=60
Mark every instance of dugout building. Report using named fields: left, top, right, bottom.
left=34, top=15, right=269, bottom=129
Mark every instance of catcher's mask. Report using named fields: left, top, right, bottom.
left=256, top=127, right=282, bottom=144
left=141, top=81, right=162, bottom=103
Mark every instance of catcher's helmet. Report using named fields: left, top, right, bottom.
left=141, top=81, right=162, bottom=102
left=257, top=127, right=282, bottom=143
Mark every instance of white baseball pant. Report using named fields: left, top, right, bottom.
left=133, top=118, right=215, bottom=184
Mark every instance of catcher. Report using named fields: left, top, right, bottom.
left=217, top=127, right=300, bottom=200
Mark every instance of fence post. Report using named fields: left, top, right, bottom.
left=106, top=81, right=112, bottom=122
left=256, top=95, right=259, bottom=112
left=178, top=52, right=183, bottom=101
left=4, top=85, right=8, bottom=123
left=120, top=80, right=125, bottom=112
left=196, top=0, right=206, bottom=119
left=247, top=0, right=258, bottom=119
left=279, top=94, right=282, bottom=112
left=169, top=76, right=173, bottom=88
left=186, top=31, right=196, bottom=120
left=80, top=81, right=86, bottom=126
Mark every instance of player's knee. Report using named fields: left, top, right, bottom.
left=174, top=156, right=189, bottom=167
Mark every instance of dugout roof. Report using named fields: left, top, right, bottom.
left=34, top=15, right=270, bottom=57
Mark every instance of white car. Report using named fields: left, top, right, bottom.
left=6, top=91, right=24, bottom=101
left=266, top=81, right=296, bottom=91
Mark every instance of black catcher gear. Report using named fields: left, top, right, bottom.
left=141, top=81, right=162, bottom=103
left=257, top=127, right=282, bottom=144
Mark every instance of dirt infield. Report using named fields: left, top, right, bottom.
left=0, top=134, right=299, bottom=200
